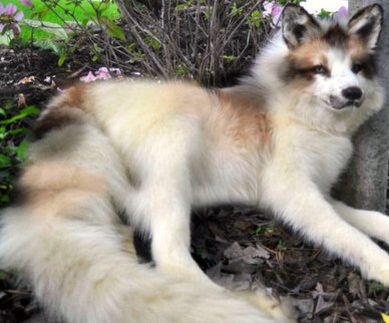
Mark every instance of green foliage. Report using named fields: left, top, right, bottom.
left=247, top=9, right=261, bottom=28
left=175, top=64, right=189, bottom=77
left=252, top=223, right=276, bottom=236
left=317, top=8, right=332, bottom=19
left=369, top=281, right=386, bottom=293
left=0, top=102, right=39, bottom=206
left=222, top=55, right=238, bottom=61
left=2, top=0, right=122, bottom=65
left=144, top=35, right=161, bottom=50
left=230, top=2, right=243, bottom=17
left=126, top=42, right=144, bottom=63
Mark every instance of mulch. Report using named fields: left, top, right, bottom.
left=1, top=45, right=389, bottom=323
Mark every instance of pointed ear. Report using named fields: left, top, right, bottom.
left=282, top=4, right=320, bottom=48
left=348, top=4, right=383, bottom=50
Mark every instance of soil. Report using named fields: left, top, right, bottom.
left=1, top=45, right=389, bottom=323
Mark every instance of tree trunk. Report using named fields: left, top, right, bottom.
left=340, top=0, right=389, bottom=212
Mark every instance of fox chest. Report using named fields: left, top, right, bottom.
left=284, top=133, right=354, bottom=192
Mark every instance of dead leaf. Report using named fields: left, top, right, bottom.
left=18, top=93, right=26, bottom=107
left=16, top=76, right=35, bottom=85
left=224, top=242, right=243, bottom=259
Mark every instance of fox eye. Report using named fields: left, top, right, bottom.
left=314, top=64, right=326, bottom=74
left=352, top=63, right=363, bottom=74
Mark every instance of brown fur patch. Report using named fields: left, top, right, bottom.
left=64, top=84, right=88, bottom=110
left=33, top=83, right=89, bottom=140
left=33, top=107, right=86, bottom=140
left=211, top=90, right=270, bottom=148
left=347, top=36, right=366, bottom=58
left=283, top=23, right=378, bottom=85
left=347, top=36, right=377, bottom=79
left=283, top=39, right=330, bottom=85
left=15, top=162, right=107, bottom=215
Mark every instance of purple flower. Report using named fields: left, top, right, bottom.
left=5, top=3, right=17, bottom=15
left=80, top=71, right=97, bottom=83
left=80, top=67, right=122, bottom=82
left=262, top=1, right=274, bottom=17
left=272, top=5, right=282, bottom=25
left=338, top=6, right=348, bottom=18
left=96, top=67, right=111, bottom=80
left=333, top=6, right=349, bottom=21
left=262, top=1, right=282, bottom=26
left=0, top=3, right=24, bottom=37
left=19, top=0, right=33, bottom=7
left=14, top=10, right=24, bottom=21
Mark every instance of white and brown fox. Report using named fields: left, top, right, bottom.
left=0, top=3, right=386, bottom=323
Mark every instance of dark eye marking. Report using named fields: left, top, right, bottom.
left=313, top=64, right=327, bottom=75
left=350, top=55, right=378, bottom=79
left=282, top=60, right=330, bottom=82
left=351, top=62, right=363, bottom=74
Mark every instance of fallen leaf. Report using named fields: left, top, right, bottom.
left=18, top=93, right=26, bottom=107
left=16, top=75, right=35, bottom=85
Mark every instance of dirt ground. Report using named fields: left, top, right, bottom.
left=1, top=45, right=389, bottom=323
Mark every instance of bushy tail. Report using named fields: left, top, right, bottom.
left=0, top=205, right=292, bottom=323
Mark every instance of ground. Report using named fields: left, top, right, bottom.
left=0, top=45, right=389, bottom=323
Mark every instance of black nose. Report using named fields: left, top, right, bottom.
left=342, top=87, right=363, bottom=101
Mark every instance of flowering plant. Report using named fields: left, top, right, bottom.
left=80, top=67, right=122, bottom=83
left=262, top=1, right=282, bottom=26
left=0, top=3, right=24, bottom=36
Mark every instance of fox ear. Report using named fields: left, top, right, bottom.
left=348, top=4, right=383, bottom=50
left=282, top=4, right=320, bottom=48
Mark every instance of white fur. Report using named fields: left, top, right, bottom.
left=0, top=123, right=292, bottom=322
left=0, top=4, right=386, bottom=322
left=78, top=69, right=387, bottom=285
left=68, top=7, right=388, bottom=286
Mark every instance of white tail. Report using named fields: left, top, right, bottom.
left=0, top=109, right=292, bottom=323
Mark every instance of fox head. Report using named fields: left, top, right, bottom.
left=282, top=4, right=383, bottom=108
left=250, top=4, right=385, bottom=133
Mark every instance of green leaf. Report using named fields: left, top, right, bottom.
left=247, top=10, right=261, bottom=28
left=175, top=65, right=189, bottom=76
left=58, top=49, right=68, bottom=66
left=0, top=31, right=12, bottom=46
left=145, top=35, right=161, bottom=50
left=317, top=9, right=332, bottom=18
left=223, top=55, right=238, bottom=61
left=9, top=127, right=29, bottom=136
left=0, top=154, right=11, bottom=168
left=370, top=281, right=385, bottom=292
left=22, top=19, right=69, bottom=41
left=33, top=39, right=63, bottom=54
left=0, top=127, right=6, bottom=140
left=0, top=106, right=40, bottom=125
left=230, top=3, right=243, bottom=17
left=17, top=140, right=29, bottom=161
left=104, top=20, right=126, bottom=41
left=176, top=4, right=189, bottom=10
